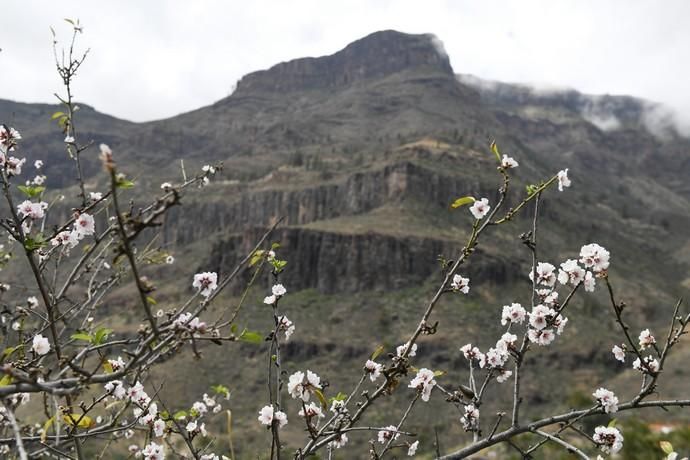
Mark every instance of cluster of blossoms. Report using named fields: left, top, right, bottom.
left=377, top=425, right=400, bottom=444
left=326, top=400, right=350, bottom=449
left=460, top=404, right=480, bottom=431
left=632, top=355, right=660, bottom=374
left=396, top=341, right=418, bottom=358
left=277, top=315, right=295, bottom=340
left=172, top=312, right=207, bottom=334
left=0, top=126, right=26, bottom=176
left=51, top=212, right=96, bottom=253
left=408, top=368, right=437, bottom=401
left=287, top=370, right=322, bottom=401
left=263, top=283, right=287, bottom=305
left=298, top=402, right=324, bottom=422
left=257, top=404, right=287, bottom=429
left=592, top=388, right=619, bottom=413
left=593, top=426, right=624, bottom=454
left=192, top=271, right=218, bottom=297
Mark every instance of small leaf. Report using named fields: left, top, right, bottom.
left=93, top=327, right=113, bottom=345
left=103, top=361, right=113, bottom=374
left=271, top=242, right=281, bottom=250
left=62, top=413, right=95, bottom=429
left=71, top=333, right=93, bottom=343
left=660, top=441, right=674, bottom=455
left=370, top=345, right=385, bottom=361
left=230, top=324, right=238, bottom=334
left=450, top=196, right=475, bottom=209
left=211, top=384, right=231, bottom=399
left=490, top=140, right=501, bottom=162
left=313, top=388, right=328, bottom=410
left=238, top=329, right=263, bottom=344
left=249, top=250, right=264, bottom=267
left=433, top=370, right=446, bottom=377
left=51, top=111, right=65, bottom=120
left=41, top=417, right=55, bottom=443
left=607, top=418, right=617, bottom=428
left=0, top=374, right=14, bottom=386
left=3, top=345, right=23, bottom=360
left=328, top=392, right=347, bottom=404
left=116, top=179, right=135, bottom=189
left=173, top=410, right=188, bottom=420
left=146, top=296, right=157, bottom=305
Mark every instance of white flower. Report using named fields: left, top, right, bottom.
left=593, top=426, right=623, bottom=454
left=64, top=135, right=75, bottom=144
left=527, top=328, right=556, bottom=346
left=27, top=296, right=39, bottom=308
left=192, top=401, right=208, bottom=415
left=17, top=200, right=47, bottom=220
left=32, top=334, right=50, bottom=355
left=277, top=315, right=295, bottom=340
left=408, top=440, right=419, bottom=456
left=460, top=404, right=479, bottom=431
left=6, top=156, right=26, bottom=176
left=11, top=321, right=20, bottom=331
left=192, top=272, right=218, bottom=297
left=328, top=433, right=348, bottom=449
left=31, top=175, right=46, bottom=186
left=557, top=259, right=585, bottom=286
left=141, top=441, right=165, bottom=460
left=496, top=332, right=518, bottom=352
left=51, top=230, right=80, bottom=250
left=450, top=274, right=470, bottom=294
left=108, top=356, right=126, bottom=372
left=258, top=405, right=274, bottom=425
left=528, top=305, right=556, bottom=330
left=364, top=360, right=383, bottom=382
left=638, top=329, right=656, bottom=350
left=185, top=421, right=198, bottom=433
left=633, top=355, right=659, bottom=374
left=612, top=345, right=626, bottom=362
left=287, top=370, right=321, bottom=401
left=501, top=303, right=526, bottom=326
left=557, top=169, right=571, bottom=191
left=378, top=425, right=400, bottom=444
left=74, top=213, right=95, bottom=236
left=409, top=368, right=436, bottom=401
left=496, top=369, right=513, bottom=383
left=153, top=418, right=166, bottom=437
left=271, top=284, right=287, bottom=297
left=469, top=197, right=490, bottom=219
left=89, top=192, right=103, bottom=201
left=34, top=160, right=43, bottom=169
left=485, top=348, right=509, bottom=368
left=529, top=262, right=557, bottom=287
left=579, top=243, right=610, bottom=273
left=460, top=344, right=485, bottom=367
left=263, top=295, right=276, bottom=305
left=104, top=380, right=126, bottom=399
left=501, top=155, right=518, bottom=169
left=202, top=165, right=216, bottom=174
left=273, top=410, right=287, bottom=428
left=298, top=402, right=324, bottom=419
left=396, top=342, right=418, bottom=358
left=160, top=182, right=173, bottom=191
left=593, top=388, right=619, bottom=413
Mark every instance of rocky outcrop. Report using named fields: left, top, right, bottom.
left=235, top=30, right=453, bottom=94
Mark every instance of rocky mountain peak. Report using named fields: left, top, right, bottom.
left=234, top=30, right=453, bottom=94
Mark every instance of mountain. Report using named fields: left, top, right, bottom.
left=2, top=30, right=690, bottom=458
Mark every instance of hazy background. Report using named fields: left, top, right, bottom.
left=1, top=0, right=688, bottom=128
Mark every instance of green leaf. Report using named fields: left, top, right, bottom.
left=313, top=388, right=328, bottom=410
left=328, top=392, right=347, bottom=404
left=24, top=234, right=47, bottom=251
left=271, top=259, right=287, bottom=273
left=238, top=329, right=263, bottom=344
left=490, top=140, right=501, bottom=162
left=660, top=441, right=674, bottom=455
left=370, top=345, right=385, bottom=361
left=173, top=410, right=188, bottom=420
left=607, top=418, right=617, bottom=428
left=103, top=361, right=113, bottom=374
left=211, top=384, right=231, bottom=399
left=526, top=184, right=538, bottom=196
left=146, top=296, right=157, bottom=305
left=93, top=327, right=113, bottom=345
left=62, top=413, right=95, bottom=429
left=271, top=242, right=281, bottom=250
left=51, top=111, right=65, bottom=120
left=0, top=374, right=14, bottom=386
left=230, top=324, right=238, bottom=334
left=71, top=332, right=93, bottom=343
left=450, top=196, right=475, bottom=209
left=433, top=370, right=446, bottom=377
left=249, top=250, right=264, bottom=267
left=116, top=179, right=135, bottom=189
left=2, top=345, right=23, bottom=359
left=41, top=417, right=55, bottom=443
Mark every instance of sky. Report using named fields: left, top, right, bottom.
left=1, top=0, right=689, bottom=127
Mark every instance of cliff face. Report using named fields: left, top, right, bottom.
left=208, top=227, right=519, bottom=294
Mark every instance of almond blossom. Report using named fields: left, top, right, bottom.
left=32, top=334, right=50, bottom=355
left=257, top=405, right=287, bottom=428
left=192, top=272, right=218, bottom=297
left=557, top=259, right=586, bottom=286
left=377, top=425, right=400, bottom=444
left=460, top=404, right=479, bottom=431
left=364, top=359, right=383, bottom=381
left=529, top=262, right=557, bottom=287
left=141, top=441, right=165, bottom=460
left=408, top=440, right=419, bottom=456
left=593, top=426, right=623, bottom=454
left=287, top=370, right=321, bottom=402
left=612, top=345, right=626, bottom=362
left=593, top=388, right=619, bottom=413
left=17, top=200, right=47, bottom=220
left=73, top=213, right=95, bottom=236
left=579, top=243, right=610, bottom=273
left=277, top=315, right=295, bottom=340
left=557, top=168, right=571, bottom=191
left=408, top=368, right=437, bottom=402
left=328, top=433, right=348, bottom=449
left=501, top=155, right=518, bottom=169
left=638, top=329, right=656, bottom=350
left=633, top=355, right=659, bottom=374
left=450, top=274, right=470, bottom=293
left=460, top=344, right=485, bottom=368
left=298, top=402, right=324, bottom=419
left=501, top=303, right=526, bottom=325
left=469, top=197, right=490, bottom=219
left=396, top=342, right=418, bottom=358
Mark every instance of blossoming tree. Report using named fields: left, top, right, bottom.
left=0, top=20, right=688, bottom=460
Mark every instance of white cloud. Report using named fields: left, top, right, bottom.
left=0, top=0, right=688, bottom=124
